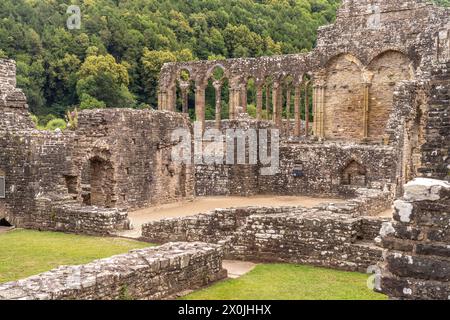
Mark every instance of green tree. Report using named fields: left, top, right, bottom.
left=76, top=52, right=135, bottom=108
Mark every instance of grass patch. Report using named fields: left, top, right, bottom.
left=182, top=264, right=387, bottom=300
left=0, top=229, right=151, bottom=283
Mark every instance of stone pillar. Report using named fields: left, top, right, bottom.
left=294, top=85, right=301, bottom=137
left=229, top=85, right=238, bottom=120
left=240, top=83, right=247, bottom=113
left=180, top=82, right=190, bottom=114
left=168, top=86, right=177, bottom=112
left=157, top=91, right=163, bottom=110
left=377, top=178, right=450, bottom=300
left=195, top=85, right=206, bottom=132
left=312, top=84, right=317, bottom=135
left=304, top=82, right=310, bottom=137
left=159, top=90, right=167, bottom=111
left=313, top=80, right=325, bottom=138
left=256, top=85, right=263, bottom=121
left=213, top=81, right=222, bottom=130
left=272, top=82, right=282, bottom=127
left=265, top=85, right=270, bottom=120
left=285, top=87, right=291, bottom=134
left=362, top=82, right=371, bottom=139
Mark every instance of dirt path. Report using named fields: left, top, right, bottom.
left=223, top=260, right=257, bottom=279
left=0, top=226, right=14, bottom=234
left=118, top=196, right=344, bottom=238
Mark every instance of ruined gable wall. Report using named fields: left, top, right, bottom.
left=67, top=109, right=194, bottom=210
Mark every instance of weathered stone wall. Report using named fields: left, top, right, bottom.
left=142, top=189, right=392, bottom=272
left=66, top=109, right=194, bottom=210
left=419, top=63, right=450, bottom=181
left=196, top=118, right=398, bottom=197
left=377, top=178, right=450, bottom=300
left=0, top=242, right=227, bottom=300
left=0, top=63, right=195, bottom=232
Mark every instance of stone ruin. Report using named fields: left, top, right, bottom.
left=0, top=0, right=449, bottom=300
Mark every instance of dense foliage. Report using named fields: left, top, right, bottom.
left=0, top=0, right=447, bottom=122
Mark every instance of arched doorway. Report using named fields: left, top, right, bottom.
left=82, top=156, right=115, bottom=208
left=340, top=160, right=367, bottom=187
left=323, top=54, right=365, bottom=140
left=368, top=50, right=414, bottom=141
left=0, top=218, right=12, bottom=227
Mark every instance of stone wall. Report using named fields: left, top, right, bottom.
left=196, top=118, right=398, bottom=197
left=0, top=72, right=195, bottom=233
left=142, top=189, right=392, bottom=272
left=67, top=109, right=195, bottom=210
left=419, top=62, right=450, bottom=181
left=0, top=242, right=227, bottom=300
left=377, top=178, right=450, bottom=300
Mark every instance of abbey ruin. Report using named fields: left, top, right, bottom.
left=0, top=0, right=449, bottom=300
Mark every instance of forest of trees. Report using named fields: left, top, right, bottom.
left=0, top=0, right=448, bottom=127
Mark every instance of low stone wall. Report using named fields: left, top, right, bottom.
left=142, top=190, right=391, bottom=272
left=0, top=242, right=227, bottom=300
left=28, top=200, right=130, bottom=235
left=231, top=211, right=387, bottom=272
left=377, top=178, right=450, bottom=300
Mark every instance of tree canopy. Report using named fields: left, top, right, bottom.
left=0, top=0, right=447, bottom=117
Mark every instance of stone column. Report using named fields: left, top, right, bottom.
left=228, top=86, right=234, bottom=120
left=180, top=82, right=190, bottom=114
left=312, top=80, right=325, bottom=138
left=319, top=84, right=325, bottom=138
left=157, top=91, right=163, bottom=110
left=168, top=86, right=177, bottom=112
left=294, top=84, right=301, bottom=137
left=272, top=82, right=282, bottom=127
left=285, top=87, right=291, bottom=134
left=240, top=83, right=248, bottom=113
left=265, top=85, right=270, bottom=120
left=362, top=82, right=371, bottom=139
left=159, top=90, right=167, bottom=110
left=213, top=81, right=222, bottom=129
left=195, top=85, right=206, bottom=132
left=256, top=85, right=263, bottom=121
left=304, top=82, right=310, bottom=137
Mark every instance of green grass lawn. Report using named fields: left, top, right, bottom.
left=183, top=264, right=387, bottom=300
left=0, top=229, right=150, bottom=283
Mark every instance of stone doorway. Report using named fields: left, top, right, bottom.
left=0, top=218, right=12, bottom=227
left=341, top=160, right=367, bottom=187
left=84, top=157, right=115, bottom=208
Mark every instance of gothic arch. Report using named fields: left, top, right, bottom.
left=340, top=159, right=367, bottom=187
left=367, top=50, right=414, bottom=140
left=323, top=53, right=365, bottom=140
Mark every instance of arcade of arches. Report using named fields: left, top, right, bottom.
left=159, top=50, right=414, bottom=144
